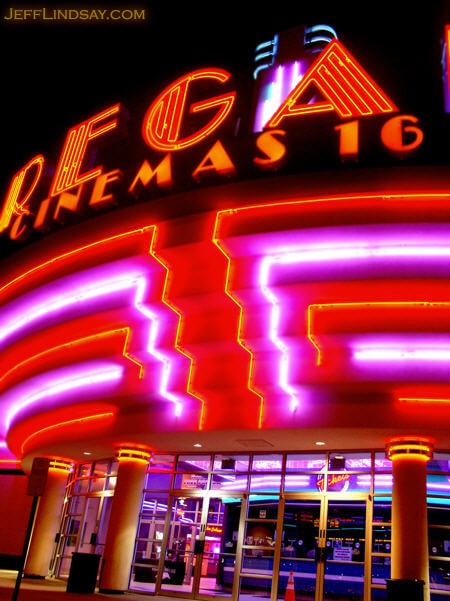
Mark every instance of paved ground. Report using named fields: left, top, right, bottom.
left=0, top=571, right=174, bottom=601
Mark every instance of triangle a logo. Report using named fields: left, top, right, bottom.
left=265, top=39, right=398, bottom=128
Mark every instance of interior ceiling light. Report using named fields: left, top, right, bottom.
left=193, top=443, right=202, bottom=447
left=315, top=441, right=326, bottom=446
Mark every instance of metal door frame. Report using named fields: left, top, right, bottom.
left=270, top=492, right=371, bottom=601
left=154, top=490, right=246, bottom=601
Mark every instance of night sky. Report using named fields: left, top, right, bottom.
left=1, top=1, right=450, bottom=255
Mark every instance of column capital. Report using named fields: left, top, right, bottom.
left=48, top=458, right=74, bottom=473
left=115, top=446, right=151, bottom=464
left=385, top=436, right=433, bottom=461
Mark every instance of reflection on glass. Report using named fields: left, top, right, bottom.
left=78, top=497, right=101, bottom=553
left=160, top=496, right=203, bottom=594
left=250, top=474, right=281, bottom=492
left=174, top=472, right=208, bottom=490
left=328, top=453, right=371, bottom=472
left=372, top=556, right=390, bottom=586
left=430, top=558, right=450, bottom=594
left=374, top=453, right=392, bottom=472
left=176, top=455, right=211, bottom=472
left=240, top=575, right=272, bottom=601
left=427, top=453, right=450, bottom=473
left=149, top=455, right=175, bottom=471
left=372, top=526, right=391, bottom=553
left=427, top=474, right=450, bottom=496
left=277, top=500, right=320, bottom=601
left=213, top=454, right=249, bottom=472
left=199, top=497, right=241, bottom=597
left=286, top=453, right=326, bottom=472
left=323, top=501, right=366, bottom=601
left=252, top=454, right=283, bottom=472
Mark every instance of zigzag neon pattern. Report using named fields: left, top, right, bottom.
left=0, top=226, right=193, bottom=444
left=214, top=193, right=450, bottom=414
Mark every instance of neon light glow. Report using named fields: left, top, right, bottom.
left=354, top=348, right=450, bottom=361
left=444, top=25, right=450, bottom=113
left=50, top=104, right=120, bottom=196
left=20, top=411, right=115, bottom=454
left=212, top=229, right=264, bottom=428
left=3, top=362, right=123, bottom=432
left=214, top=195, right=450, bottom=414
left=142, top=69, right=236, bottom=151
left=265, top=39, right=398, bottom=128
left=0, top=226, right=195, bottom=431
left=399, top=397, right=450, bottom=404
left=0, top=155, right=44, bottom=232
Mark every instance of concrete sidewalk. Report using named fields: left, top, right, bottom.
left=0, top=571, right=170, bottom=601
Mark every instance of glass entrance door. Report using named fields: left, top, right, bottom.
left=160, top=495, right=204, bottom=595
left=276, top=496, right=368, bottom=601
left=323, top=498, right=367, bottom=601
left=277, top=498, right=322, bottom=601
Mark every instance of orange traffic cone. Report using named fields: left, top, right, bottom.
left=285, top=570, right=295, bottom=601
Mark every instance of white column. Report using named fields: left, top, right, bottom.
left=386, top=437, right=433, bottom=601
left=24, top=460, right=72, bottom=577
left=99, top=447, right=150, bottom=593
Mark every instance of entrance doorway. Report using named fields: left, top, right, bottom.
left=132, top=493, right=369, bottom=601
left=276, top=495, right=369, bottom=601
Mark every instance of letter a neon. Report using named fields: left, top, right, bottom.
left=265, top=39, right=398, bottom=128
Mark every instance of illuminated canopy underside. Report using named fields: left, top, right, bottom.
left=1, top=176, right=450, bottom=463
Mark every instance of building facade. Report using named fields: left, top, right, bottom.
left=0, top=21, right=449, bottom=601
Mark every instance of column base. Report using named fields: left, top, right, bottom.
left=386, top=579, right=424, bottom=601
left=99, top=588, right=125, bottom=595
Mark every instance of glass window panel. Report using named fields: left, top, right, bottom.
left=213, top=454, right=249, bottom=472
left=70, top=495, right=84, bottom=515
left=430, top=558, right=450, bottom=594
left=78, top=464, right=92, bottom=477
left=89, top=477, right=106, bottom=493
left=428, top=453, right=450, bottom=473
left=149, top=455, right=175, bottom=471
left=286, top=453, right=326, bottom=472
left=284, top=474, right=316, bottom=492
left=145, top=472, right=172, bottom=490
left=244, top=521, right=277, bottom=547
left=251, top=454, right=282, bottom=472
left=427, top=474, right=450, bottom=496
left=374, top=474, right=393, bottom=495
left=280, top=500, right=320, bottom=560
left=92, top=461, right=109, bottom=477
left=328, top=452, right=371, bottom=472
left=174, top=472, right=208, bottom=490
left=247, top=499, right=279, bottom=520
left=429, top=526, right=450, bottom=557
left=109, top=460, right=118, bottom=476
left=250, top=474, right=281, bottom=492
left=324, top=473, right=369, bottom=493
left=375, top=453, right=392, bottom=472
left=240, top=575, right=273, bottom=600
left=372, top=556, right=390, bottom=586
left=428, top=504, right=450, bottom=526
left=278, top=560, right=317, bottom=601
left=106, top=476, right=117, bottom=490
left=74, top=478, right=89, bottom=494
left=176, top=454, right=211, bottom=472
left=372, top=526, right=391, bottom=553
left=210, top=473, right=248, bottom=492
left=373, top=502, right=391, bottom=524
left=141, top=492, right=170, bottom=516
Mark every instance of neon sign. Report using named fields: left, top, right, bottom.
left=1, top=34, right=432, bottom=244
